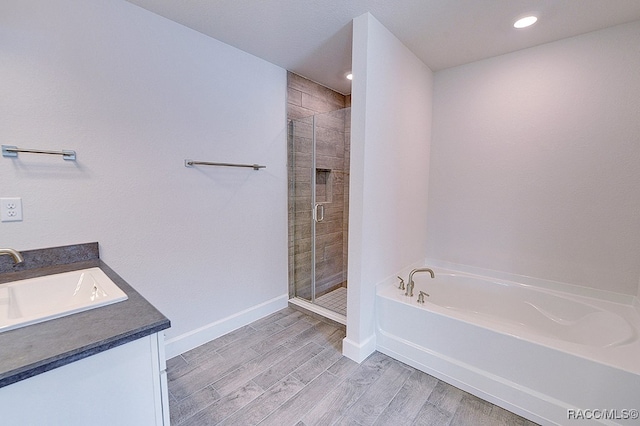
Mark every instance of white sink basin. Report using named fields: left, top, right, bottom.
left=0, top=267, right=128, bottom=333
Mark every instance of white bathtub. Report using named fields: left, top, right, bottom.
left=376, top=268, right=640, bottom=426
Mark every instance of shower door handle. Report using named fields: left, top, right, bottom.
left=314, top=203, right=325, bottom=223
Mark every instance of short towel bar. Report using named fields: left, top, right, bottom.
left=2, top=145, right=76, bottom=161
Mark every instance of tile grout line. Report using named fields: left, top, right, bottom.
left=248, top=374, right=307, bottom=426
left=170, top=313, right=309, bottom=419
left=367, top=369, right=416, bottom=426
left=288, top=358, right=358, bottom=426
left=176, top=320, right=316, bottom=424
left=337, top=361, right=411, bottom=426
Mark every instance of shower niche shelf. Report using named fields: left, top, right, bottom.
left=316, top=168, right=332, bottom=203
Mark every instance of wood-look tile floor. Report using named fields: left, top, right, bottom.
left=167, top=307, right=539, bottom=426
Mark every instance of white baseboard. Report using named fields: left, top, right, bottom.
left=342, top=334, right=376, bottom=363
left=164, top=294, right=289, bottom=359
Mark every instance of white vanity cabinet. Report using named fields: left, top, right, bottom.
left=0, top=332, right=169, bottom=426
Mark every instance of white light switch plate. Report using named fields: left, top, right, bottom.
left=1, top=197, right=23, bottom=222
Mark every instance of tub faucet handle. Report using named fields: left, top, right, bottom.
left=397, top=276, right=405, bottom=290
left=417, top=291, right=429, bottom=303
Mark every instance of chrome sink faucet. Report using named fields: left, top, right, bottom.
left=0, top=248, right=24, bottom=264
left=405, top=268, right=435, bottom=297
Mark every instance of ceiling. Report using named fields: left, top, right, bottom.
left=125, top=0, right=640, bottom=95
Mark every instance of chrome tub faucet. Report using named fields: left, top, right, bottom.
left=405, top=268, right=435, bottom=297
left=0, top=248, right=24, bottom=264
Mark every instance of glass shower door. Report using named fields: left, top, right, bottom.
left=289, top=109, right=350, bottom=317
left=290, top=113, right=315, bottom=303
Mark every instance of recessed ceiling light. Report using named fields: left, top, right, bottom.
left=346, top=73, right=353, bottom=80
left=514, top=16, right=538, bottom=29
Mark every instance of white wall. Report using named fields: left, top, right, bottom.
left=427, top=21, right=640, bottom=297
left=0, top=0, right=288, bottom=355
left=346, top=13, right=433, bottom=362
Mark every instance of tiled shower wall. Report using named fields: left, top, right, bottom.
left=287, top=72, right=350, bottom=300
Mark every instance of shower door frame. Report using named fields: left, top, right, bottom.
left=310, top=114, right=319, bottom=304
left=290, top=114, right=323, bottom=304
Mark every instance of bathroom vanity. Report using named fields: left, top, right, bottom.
left=0, top=243, right=171, bottom=425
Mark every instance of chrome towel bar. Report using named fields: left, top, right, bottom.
left=2, top=145, right=76, bottom=161
left=184, top=160, right=265, bottom=170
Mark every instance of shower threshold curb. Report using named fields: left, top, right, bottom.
left=288, top=297, right=346, bottom=327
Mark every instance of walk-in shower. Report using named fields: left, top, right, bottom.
left=288, top=108, right=350, bottom=322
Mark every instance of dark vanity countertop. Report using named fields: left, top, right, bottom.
left=0, top=244, right=170, bottom=388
